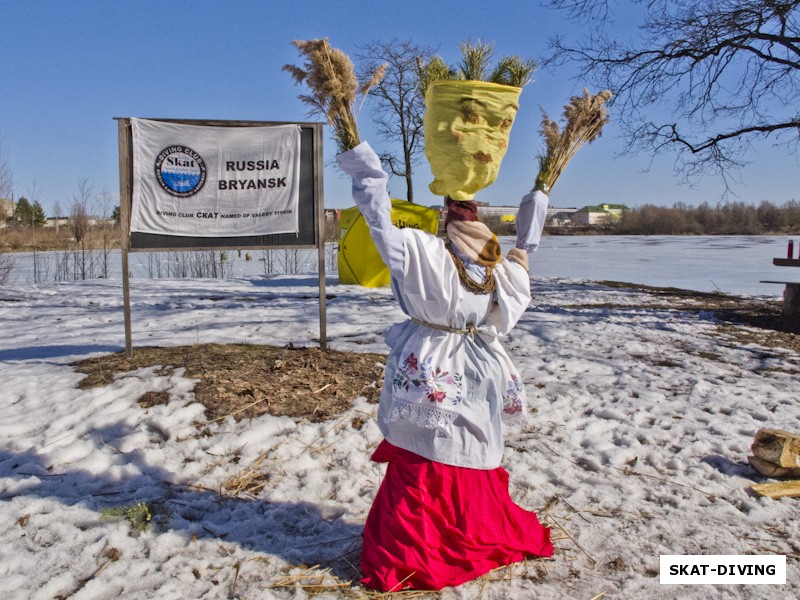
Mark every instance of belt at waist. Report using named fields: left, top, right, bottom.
left=409, top=316, right=480, bottom=337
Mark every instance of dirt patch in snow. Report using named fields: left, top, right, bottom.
left=73, top=344, right=386, bottom=423
left=564, top=281, right=800, bottom=354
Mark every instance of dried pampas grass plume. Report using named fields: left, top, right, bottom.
left=283, top=38, right=385, bottom=153
left=534, top=89, right=612, bottom=194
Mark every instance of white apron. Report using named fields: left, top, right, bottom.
left=378, top=229, right=530, bottom=469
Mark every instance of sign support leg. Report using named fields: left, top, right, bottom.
left=122, top=248, right=133, bottom=357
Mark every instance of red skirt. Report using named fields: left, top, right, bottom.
left=361, top=440, right=553, bottom=591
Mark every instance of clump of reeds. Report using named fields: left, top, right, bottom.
left=533, top=88, right=612, bottom=194
left=283, top=38, right=386, bottom=153
left=417, top=39, right=537, bottom=94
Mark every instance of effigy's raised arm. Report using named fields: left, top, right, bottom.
left=515, top=190, right=549, bottom=253
left=336, top=142, right=405, bottom=276
left=516, top=89, right=612, bottom=253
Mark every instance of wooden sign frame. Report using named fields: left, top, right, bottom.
left=116, top=118, right=326, bottom=355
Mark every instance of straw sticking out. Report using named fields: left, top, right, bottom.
left=534, top=89, right=612, bottom=194
left=417, top=39, right=536, bottom=94
left=283, top=38, right=385, bottom=153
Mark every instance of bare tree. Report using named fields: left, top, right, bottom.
left=71, top=178, right=94, bottom=280
left=96, top=185, right=116, bottom=221
left=0, top=136, right=16, bottom=284
left=26, top=181, right=46, bottom=225
left=71, top=177, right=93, bottom=244
left=357, top=39, right=434, bottom=202
left=53, top=201, right=63, bottom=233
left=0, top=251, right=13, bottom=285
left=97, top=186, right=117, bottom=278
left=26, top=181, right=46, bottom=283
left=546, top=0, right=800, bottom=185
left=0, top=133, right=13, bottom=201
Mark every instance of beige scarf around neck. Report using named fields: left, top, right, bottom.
left=446, top=221, right=530, bottom=271
left=446, top=221, right=502, bottom=267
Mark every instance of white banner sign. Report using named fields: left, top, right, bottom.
left=130, top=119, right=301, bottom=237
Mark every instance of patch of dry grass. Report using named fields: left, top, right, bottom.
left=0, top=224, right=120, bottom=251
left=73, top=344, right=386, bottom=423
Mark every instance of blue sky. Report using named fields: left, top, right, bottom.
left=1, top=0, right=798, bottom=216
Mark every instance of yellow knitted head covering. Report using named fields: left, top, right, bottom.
left=424, top=80, right=522, bottom=200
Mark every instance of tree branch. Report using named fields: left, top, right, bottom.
left=546, top=0, right=800, bottom=181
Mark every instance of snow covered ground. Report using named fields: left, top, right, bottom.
left=1, top=264, right=798, bottom=598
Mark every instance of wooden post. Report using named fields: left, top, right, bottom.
left=121, top=248, right=132, bottom=357
left=314, top=123, right=327, bottom=351
left=117, top=119, right=134, bottom=358
left=782, top=284, right=800, bottom=329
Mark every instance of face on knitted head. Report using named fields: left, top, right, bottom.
left=424, top=80, right=522, bottom=200
left=445, top=197, right=502, bottom=267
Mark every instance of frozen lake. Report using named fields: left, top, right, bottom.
left=5, top=235, right=799, bottom=297
left=528, top=235, right=798, bottom=297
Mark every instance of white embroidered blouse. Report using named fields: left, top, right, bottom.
left=336, top=142, right=548, bottom=470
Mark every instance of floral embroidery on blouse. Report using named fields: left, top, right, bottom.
left=392, top=352, right=464, bottom=404
left=502, top=373, right=525, bottom=415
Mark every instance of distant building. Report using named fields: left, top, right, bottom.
left=426, top=202, right=520, bottom=223
left=599, top=204, right=628, bottom=220
left=547, top=207, right=578, bottom=226
left=43, top=216, right=110, bottom=228
left=44, top=217, right=70, bottom=229
left=476, top=205, right=519, bottom=222
left=572, top=203, right=628, bottom=226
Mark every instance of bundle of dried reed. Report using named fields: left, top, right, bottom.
left=283, top=38, right=385, bottom=153
left=534, top=89, right=612, bottom=194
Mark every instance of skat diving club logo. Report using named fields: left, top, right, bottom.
left=155, top=146, right=207, bottom=197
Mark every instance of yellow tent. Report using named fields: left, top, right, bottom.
left=338, top=199, right=440, bottom=287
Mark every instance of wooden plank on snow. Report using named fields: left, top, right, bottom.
left=748, top=455, right=800, bottom=478
left=750, top=480, right=800, bottom=499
